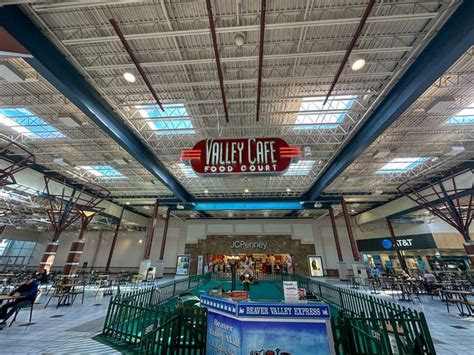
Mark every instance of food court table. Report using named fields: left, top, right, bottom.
left=201, top=294, right=334, bottom=355
left=444, top=290, right=473, bottom=316
left=0, top=294, right=15, bottom=301
left=0, top=294, right=15, bottom=305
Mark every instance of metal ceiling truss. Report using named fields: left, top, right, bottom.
left=304, top=0, right=474, bottom=201
left=0, top=0, right=468, bottom=222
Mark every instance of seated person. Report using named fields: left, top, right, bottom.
left=422, top=272, right=437, bottom=292
left=400, top=269, right=411, bottom=280
left=0, top=274, right=38, bottom=327
left=423, top=272, right=436, bottom=284
left=370, top=267, right=380, bottom=279
left=37, top=269, right=49, bottom=284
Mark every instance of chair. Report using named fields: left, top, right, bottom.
left=9, top=290, right=40, bottom=327
left=68, top=284, right=85, bottom=305
left=44, top=284, right=72, bottom=308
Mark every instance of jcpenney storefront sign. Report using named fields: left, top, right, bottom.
left=357, top=233, right=437, bottom=252
left=230, top=241, right=267, bottom=250
left=181, top=137, right=300, bottom=176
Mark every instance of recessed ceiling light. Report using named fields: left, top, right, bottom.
left=138, top=239, right=143, bottom=244
left=244, top=188, right=249, bottom=193
left=126, top=202, right=130, bottom=205
left=233, top=32, right=246, bottom=47
left=123, top=72, right=136, bottom=83
left=204, top=189, right=209, bottom=194
left=286, top=188, right=291, bottom=192
left=351, top=209, right=355, bottom=212
left=349, top=54, right=366, bottom=71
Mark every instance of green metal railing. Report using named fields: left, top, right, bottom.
left=139, top=307, right=207, bottom=355
left=284, top=274, right=436, bottom=354
left=102, top=273, right=211, bottom=345
left=102, top=272, right=435, bottom=354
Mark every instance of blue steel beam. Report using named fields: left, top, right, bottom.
left=166, top=201, right=302, bottom=211
left=303, top=1, right=474, bottom=201
left=194, top=201, right=303, bottom=211
left=167, top=200, right=333, bottom=211
left=0, top=6, right=191, bottom=202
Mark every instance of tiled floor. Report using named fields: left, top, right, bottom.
left=325, top=279, right=474, bottom=354
left=0, top=277, right=472, bottom=354
left=0, top=277, right=180, bottom=354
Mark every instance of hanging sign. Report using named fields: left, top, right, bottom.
left=181, top=137, right=300, bottom=176
left=197, top=255, right=204, bottom=275
left=283, top=281, right=300, bottom=302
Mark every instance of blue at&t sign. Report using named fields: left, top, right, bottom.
left=382, top=239, right=393, bottom=250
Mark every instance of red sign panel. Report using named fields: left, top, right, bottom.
left=181, top=137, right=300, bottom=176
left=231, top=290, right=249, bottom=300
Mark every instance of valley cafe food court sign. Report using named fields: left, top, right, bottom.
left=181, top=137, right=300, bottom=176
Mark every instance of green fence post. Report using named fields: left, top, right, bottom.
left=419, top=311, right=436, bottom=354
left=148, top=286, right=154, bottom=306
left=339, top=288, right=344, bottom=311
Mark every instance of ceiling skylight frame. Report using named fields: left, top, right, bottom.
left=78, top=165, right=126, bottom=180
left=376, top=157, right=428, bottom=174
left=136, top=103, right=195, bottom=135
left=0, top=108, right=65, bottom=139
left=179, top=162, right=198, bottom=178
left=445, top=103, right=474, bottom=125
left=284, top=160, right=316, bottom=176
left=294, top=95, right=357, bottom=130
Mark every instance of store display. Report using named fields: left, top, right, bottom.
left=176, top=254, right=190, bottom=275
left=202, top=294, right=333, bottom=355
left=308, top=255, right=324, bottom=277
left=208, top=252, right=295, bottom=276
left=197, top=255, right=204, bottom=275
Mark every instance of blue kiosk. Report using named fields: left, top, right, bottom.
left=201, top=294, right=335, bottom=355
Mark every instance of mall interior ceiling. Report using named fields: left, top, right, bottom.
left=0, top=0, right=472, bottom=229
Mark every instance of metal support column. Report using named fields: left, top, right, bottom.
left=329, top=207, right=343, bottom=262
left=159, top=208, right=171, bottom=261
left=63, top=212, right=97, bottom=276
left=341, top=199, right=360, bottom=262
left=385, top=218, right=409, bottom=274
left=90, top=230, right=104, bottom=272
left=105, top=208, right=124, bottom=272
left=143, top=200, right=160, bottom=260
left=439, top=180, right=469, bottom=241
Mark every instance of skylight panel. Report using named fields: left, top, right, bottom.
left=377, top=157, right=427, bottom=174
left=136, top=104, right=195, bottom=135
left=179, top=163, right=197, bottom=178
left=294, top=95, right=356, bottom=130
left=285, top=160, right=315, bottom=176
left=0, top=108, right=65, bottom=139
left=78, top=165, right=125, bottom=179
left=446, top=103, right=474, bottom=124
left=9, top=184, right=39, bottom=195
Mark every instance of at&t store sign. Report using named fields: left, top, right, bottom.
left=181, top=137, right=300, bottom=176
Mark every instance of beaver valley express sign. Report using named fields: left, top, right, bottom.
left=181, top=137, right=300, bottom=176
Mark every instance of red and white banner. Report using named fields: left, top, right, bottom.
left=181, top=137, right=300, bottom=176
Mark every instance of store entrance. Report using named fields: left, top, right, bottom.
left=209, top=253, right=293, bottom=276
